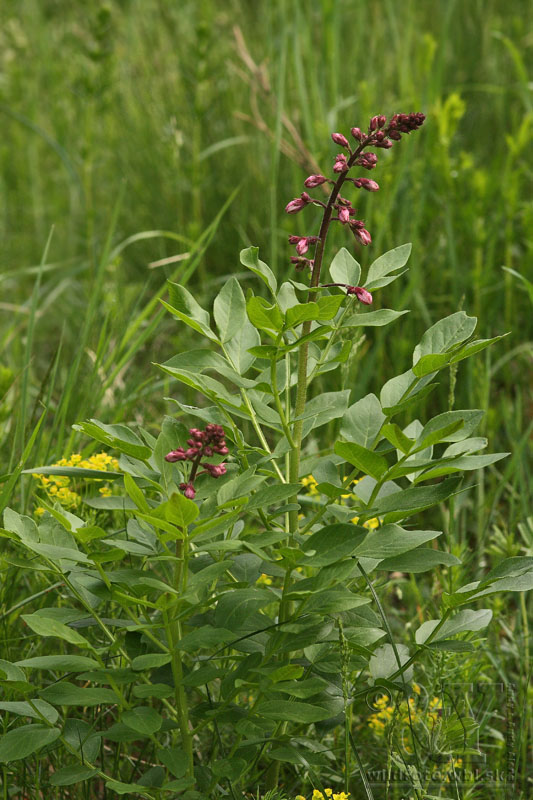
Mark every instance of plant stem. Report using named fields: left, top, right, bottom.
left=288, top=140, right=369, bottom=536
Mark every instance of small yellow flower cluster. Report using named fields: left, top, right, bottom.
left=256, top=573, right=273, bottom=586
left=301, top=475, right=380, bottom=530
left=35, top=452, right=120, bottom=514
left=368, top=687, right=442, bottom=733
left=296, top=790, right=349, bottom=800
left=301, top=475, right=320, bottom=496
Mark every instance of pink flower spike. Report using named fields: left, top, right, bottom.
left=347, top=286, right=373, bottom=304
left=331, top=132, right=349, bottom=148
left=304, top=174, right=327, bottom=188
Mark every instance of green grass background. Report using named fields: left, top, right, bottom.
left=2, top=0, right=532, bottom=518
left=0, top=1, right=532, bottom=795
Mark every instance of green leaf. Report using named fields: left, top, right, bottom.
left=246, top=295, right=283, bottom=333
left=342, top=309, right=409, bottom=327
left=23, top=465, right=121, bottom=480
left=302, top=523, right=367, bottom=567
left=50, top=765, right=98, bottom=786
left=21, top=614, right=92, bottom=649
left=381, top=423, right=414, bottom=454
left=416, top=609, right=493, bottom=644
left=329, top=247, right=361, bottom=286
left=226, top=317, right=260, bottom=374
left=412, top=352, right=455, bottom=377
left=176, top=625, right=235, bottom=652
left=246, top=483, right=301, bottom=511
left=369, top=476, right=463, bottom=522
left=214, top=589, right=274, bottom=632
left=369, top=643, right=413, bottom=682
left=0, top=699, right=58, bottom=724
left=256, top=700, right=333, bottom=723
left=0, top=660, right=26, bottom=682
left=268, top=677, right=328, bottom=698
left=157, top=747, right=190, bottom=779
left=285, top=301, right=321, bottom=328
left=15, top=655, right=99, bottom=671
left=211, top=758, right=247, bottom=780
left=377, top=549, right=461, bottom=573
left=416, top=410, right=484, bottom=448
left=163, top=281, right=217, bottom=341
left=0, top=725, right=61, bottom=762
left=413, top=452, right=508, bottom=483
left=449, top=334, right=508, bottom=364
left=214, top=277, right=247, bottom=342
left=364, top=243, right=412, bottom=290
left=72, top=419, right=151, bottom=460
left=165, top=492, right=199, bottom=528
left=39, top=683, right=119, bottom=706
left=122, top=706, right=163, bottom=735
left=131, top=654, right=172, bottom=671
left=413, top=311, right=477, bottom=364
left=335, top=441, right=388, bottom=479
left=124, top=474, right=150, bottom=513
left=316, top=294, right=345, bottom=319
left=354, top=525, right=442, bottom=558
left=341, top=393, right=385, bottom=448
left=104, top=780, right=154, bottom=797
left=240, top=246, right=277, bottom=295
left=299, top=390, right=350, bottom=435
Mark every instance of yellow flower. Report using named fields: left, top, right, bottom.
left=301, top=475, right=319, bottom=496
left=325, top=791, right=333, bottom=798
left=295, top=796, right=306, bottom=800
left=256, top=573, right=272, bottom=586
left=35, top=507, right=45, bottom=517
left=333, top=793, right=350, bottom=800
left=312, top=791, right=324, bottom=800
left=99, top=486, right=112, bottom=497
left=350, top=515, right=379, bottom=530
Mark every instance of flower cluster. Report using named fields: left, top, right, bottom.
left=165, top=423, right=229, bottom=499
left=35, top=452, right=120, bottom=515
left=368, top=686, right=442, bottom=735
left=285, top=111, right=425, bottom=292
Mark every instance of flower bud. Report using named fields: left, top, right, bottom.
left=333, top=153, right=349, bottom=173
left=356, top=152, right=378, bottom=170
left=179, top=482, right=196, bottom=499
left=375, top=139, right=393, bottom=149
left=304, top=174, right=327, bottom=187
left=388, top=130, right=402, bottom=140
left=354, top=227, right=372, bottom=246
left=338, top=207, right=351, bottom=224
left=285, top=193, right=311, bottom=214
left=296, top=238, right=309, bottom=255
left=165, top=448, right=186, bottom=462
left=351, top=127, right=365, bottom=142
left=331, top=132, right=349, bottom=148
left=347, top=286, right=373, bottom=304
left=355, top=177, right=379, bottom=192
left=291, top=256, right=314, bottom=271
left=369, top=115, right=383, bottom=131
left=377, top=115, right=387, bottom=128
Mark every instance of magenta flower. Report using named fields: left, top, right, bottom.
left=179, top=483, right=196, bottom=499
left=338, top=207, right=351, bottom=224
left=353, top=178, right=380, bottom=192
left=166, top=424, right=229, bottom=498
left=331, top=132, right=350, bottom=148
left=356, top=152, right=378, bottom=170
left=333, top=153, right=349, bottom=173
left=347, top=286, right=373, bottom=304
left=353, top=227, right=372, bottom=246
left=351, top=127, right=365, bottom=142
left=304, top=174, right=328, bottom=188
left=285, top=194, right=310, bottom=214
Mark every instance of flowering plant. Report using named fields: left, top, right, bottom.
left=2, top=111, right=530, bottom=800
